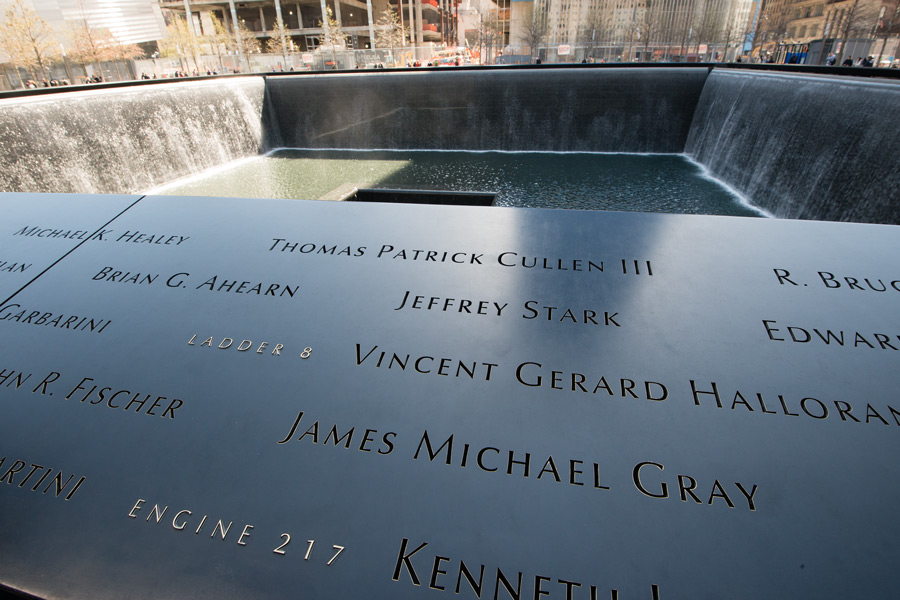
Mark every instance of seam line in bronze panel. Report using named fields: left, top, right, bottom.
left=0, top=195, right=148, bottom=306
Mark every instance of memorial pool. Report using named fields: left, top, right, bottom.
left=151, top=149, right=764, bottom=216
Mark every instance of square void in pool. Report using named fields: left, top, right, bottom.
left=151, top=149, right=764, bottom=217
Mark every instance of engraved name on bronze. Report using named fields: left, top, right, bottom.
left=115, top=231, right=189, bottom=245
left=392, top=291, right=621, bottom=327
left=276, top=411, right=761, bottom=511
left=775, top=268, right=900, bottom=292
left=498, top=253, right=654, bottom=276
left=349, top=341, right=900, bottom=430
left=13, top=226, right=109, bottom=241
left=0, top=455, right=86, bottom=501
left=0, top=260, right=30, bottom=274
left=12, top=227, right=189, bottom=245
left=690, top=380, right=900, bottom=427
left=63, top=376, right=184, bottom=418
left=514, top=363, right=666, bottom=399
left=355, top=344, right=498, bottom=382
left=0, top=369, right=185, bottom=419
left=392, top=537, right=662, bottom=599
left=353, top=345, right=666, bottom=400
left=90, top=268, right=300, bottom=298
left=266, top=239, right=657, bottom=276
left=0, top=304, right=111, bottom=334
left=762, top=319, right=899, bottom=351
left=268, top=239, right=366, bottom=257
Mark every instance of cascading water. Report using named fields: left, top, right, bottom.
left=2, top=68, right=899, bottom=224
left=685, top=70, right=900, bottom=225
left=0, top=78, right=266, bottom=195
left=263, top=68, right=709, bottom=153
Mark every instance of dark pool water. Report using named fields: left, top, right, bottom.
left=153, top=149, right=764, bottom=217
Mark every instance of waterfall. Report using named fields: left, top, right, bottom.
left=264, top=68, right=709, bottom=153
left=685, top=70, right=900, bottom=225
left=2, top=68, right=899, bottom=224
left=0, top=78, right=266, bottom=195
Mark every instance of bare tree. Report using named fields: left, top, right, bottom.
left=638, top=0, right=661, bottom=61
left=718, top=2, right=742, bottom=61
left=520, top=4, right=549, bottom=61
left=206, top=12, right=232, bottom=73
left=3, top=64, right=25, bottom=88
left=318, top=6, right=346, bottom=67
left=375, top=7, right=408, bottom=65
left=676, top=0, right=699, bottom=60
left=160, top=15, right=202, bottom=72
left=624, top=3, right=641, bottom=60
left=265, top=16, right=292, bottom=69
left=68, top=16, right=113, bottom=79
left=872, top=0, right=900, bottom=64
left=477, top=12, right=503, bottom=64
left=694, top=0, right=726, bottom=59
left=111, top=39, right=144, bottom=80
left=0, top=0, right=61, bottom=82
left=834, top=0, right=878, bottom=63
left=233, top=21, right=261, bottom=71
left=589, top=0, right=617, bottom=61
left=655, top=0, right=682, bottom=60
left=0, top=18, right=26, bottom=86
left=693, top=5, right=710, bottom=56
left=753, top=1, right=789, bottom=60
left=69, top=12, right=142, bottom=82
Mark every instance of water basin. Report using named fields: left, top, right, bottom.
left=151, top=148, right=764, bottom=217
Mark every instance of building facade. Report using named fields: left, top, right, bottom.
left=510, top=0, right=754, bottom=61
left=755, top=0, right=899, bottom=63
left=26, top=0, right=167, bottom=47
left=159, top=0, right=460, bottom=52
